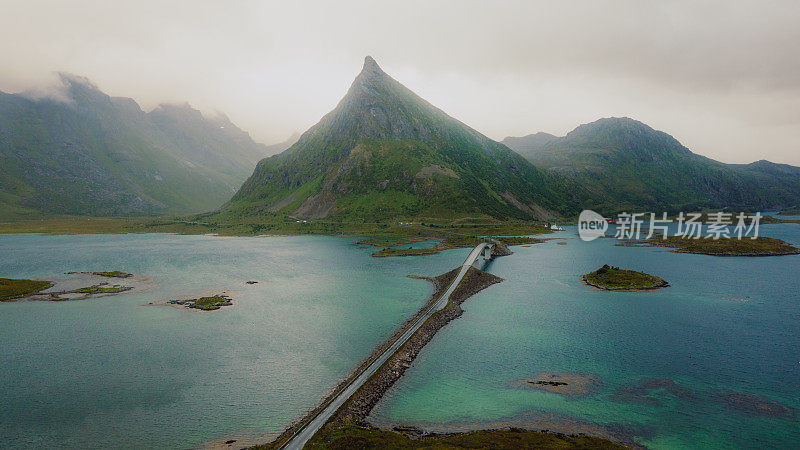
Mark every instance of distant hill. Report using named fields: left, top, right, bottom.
left=501, top=132, right=558, bottom=155
left=502, top=118, right=800, bottom=214
left=263, top=132, right=301, bottom=156
left=220, top=57, right=575, bottom=222
left=0, top=74, right=268, bottom=219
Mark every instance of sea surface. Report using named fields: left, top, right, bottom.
left=0, top=234, right=462, bottom=448
left=370, top=222, right=800, bottom=449
left=1, top=224, right=799, bottom=449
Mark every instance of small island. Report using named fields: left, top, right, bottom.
left=649, top=235, right=800, bottom=256
left=582, top=265, right=668, bottom=291
left=357, top=237, right=427, bottom=247
left=0, top=278, right=53, bottom=301
left=760, top=215, right=800, bottom=224
left=65, top=270, right=134, bottom=278
left=73, top=285, right=132, bottom=295
left=92, top=270, right=133, bottom=278
left=372, top=247, right=440, bottom=257
left=1, top=272, right=141, bottom=302
left=168, top=294, right=232, bottom=311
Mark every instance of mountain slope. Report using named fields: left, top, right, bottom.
left=0, top=75, right=268, bottom=219
left=502, top=118, right=800, bottom=213
left=221, top=57, right=574, bottom=222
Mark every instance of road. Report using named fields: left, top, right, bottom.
left=280, top=242, right=494, bottom=450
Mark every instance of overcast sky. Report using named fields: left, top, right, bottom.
left=2, top=0, right=799, bottom=164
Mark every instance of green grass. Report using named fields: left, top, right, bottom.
left=652, top=235, right=800, bottom=256
left=0, top=216, right=554, bottom=239
left=0, top=217, right=201, bottom=235
left=420, top=222, right=551, bottom=236
left=372, top=247, right=441, bottom=257
left=0, top=278, right=51, bottom=300
left=193, top=295, right=229, bottom=310
left=357, top=237, right=426, bottom=247
left=74, top=285, right=129, bottom=294
left=441, top=235, right=542, bottom=248
left=583, top=265, right=667, bottom=290
left=761, top=215, right=800, bottom=224
left=304, top=424, right=627, bottom=449
left=92, top=271, right=132, bottom=278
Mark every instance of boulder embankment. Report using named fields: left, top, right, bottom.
left=326, top=266, right=503, bottom=428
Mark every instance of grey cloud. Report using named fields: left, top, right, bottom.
left=1, top=0, right=798, bottom=164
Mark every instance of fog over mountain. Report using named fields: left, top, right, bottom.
left=1, top=0, right=799, bottom=165
left=0, top=74, right=270, bottom=218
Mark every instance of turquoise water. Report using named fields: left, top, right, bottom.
left=1, top=227, right=798, bottom=449
left=0, top=234, right=464, bottom=448
left=369, top=224, right=800, bottom=448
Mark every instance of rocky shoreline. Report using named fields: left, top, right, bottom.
left=367, top=411, right=643, bottom=449
left=580, top=265, right=669, bottom=291
left=580, top=275, right=669, bottom=291
left=166, top=294, right=233, bottom=311
left=65, top=271, right=133, bottom=278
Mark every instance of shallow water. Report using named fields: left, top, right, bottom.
left=369, top=223, right=800, bottom=448
left=1, top=225, right=798, bottom=449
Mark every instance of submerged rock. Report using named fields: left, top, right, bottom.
left=511, top=372, right=602, bottom=396
left=713, top=390, right=796, bottom=418
left=612, top=378, right=695, bottom=406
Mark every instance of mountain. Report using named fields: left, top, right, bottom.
left=502, top=117, right=800, bottom=214
left=220, top=57, right=575, bottom=222
left=0, top=74, right=269, bottom=219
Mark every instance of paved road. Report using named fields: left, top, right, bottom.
left=280, top=242, right=494, bottom=450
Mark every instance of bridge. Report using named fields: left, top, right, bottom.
left=280, top=242, right=497, bottom=450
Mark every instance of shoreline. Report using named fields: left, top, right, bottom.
left=618, top=236, right=800, bottom=257
left=2, top=273, right=149, bottom=302
left=368, top=410, right=646, bottom=449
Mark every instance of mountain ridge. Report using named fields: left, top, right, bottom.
left=502, top=117, right=800, bottom=213
left=222, top=56, right=575, bottom=222
left=0, top=74, right=269, bottom=219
